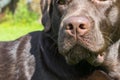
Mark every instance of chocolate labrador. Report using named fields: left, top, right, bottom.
left=0, top=0, right=120, bottom=80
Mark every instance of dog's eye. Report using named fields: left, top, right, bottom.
left=56, top=0, right=66, bottom=5
left=98, top=0, right=107, bottom=1
left=92, top=0, right=112, bottom=5
left=92, top=0, right=108, bottom=2
left=92, top=0, right=107, bottom=1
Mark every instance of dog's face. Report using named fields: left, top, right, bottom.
left=41, top=0, right=120, bottom=65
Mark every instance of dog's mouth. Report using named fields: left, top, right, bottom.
left=64, top=44, right=90, bottom=64
left=59, top=43, right=106, bottom=66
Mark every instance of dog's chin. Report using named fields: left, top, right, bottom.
left=63, top=45, right=91, bottom=65
left=61, top=44, right=106, bottom=65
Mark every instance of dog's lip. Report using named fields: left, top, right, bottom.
left=94, top=53, right=105, bottom=66
left=59, top=42, right=107, bottom=65
left=63, top=43, right=104, bottom=55
left=87, top=52, right=106, bottom=66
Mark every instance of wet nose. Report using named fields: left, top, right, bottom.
left=64, top=16, right=91, bottom=36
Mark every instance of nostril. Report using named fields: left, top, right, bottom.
left=79, top=24, right=86, bottom=30
left=66, top=23, right=74, bottom=30
left=64, top=16, right=91, bottom=36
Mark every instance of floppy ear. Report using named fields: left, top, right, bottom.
left=40, top=0, right=52, bottom=32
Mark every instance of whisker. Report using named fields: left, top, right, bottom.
left=104, top=36, right=113, bottom=44
left=102, top=32, right=114, bottom=44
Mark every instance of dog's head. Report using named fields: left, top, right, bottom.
left=41, top=0, right=120, bottom=65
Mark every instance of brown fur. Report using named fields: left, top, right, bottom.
left=41, top=0, right=120, bottom=79
left=0, top=0, right=119, bottom=80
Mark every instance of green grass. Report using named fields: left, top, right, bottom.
left=0, top=21, right=43, bottom=41
left=0, top=2, right=44, bottom=41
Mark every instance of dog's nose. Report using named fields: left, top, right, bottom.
left=64, top=16, right=91, bottom=36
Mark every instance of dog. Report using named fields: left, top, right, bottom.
left=55, top=0, right=120, bottom=79
left=1, top=0, right=120, bottom=80
left=41, top=0, right=120, bottom=79
left=54, top=0, right=120, bottom=79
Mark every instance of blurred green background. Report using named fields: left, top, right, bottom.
left=0, top=0, right=43, bottom=41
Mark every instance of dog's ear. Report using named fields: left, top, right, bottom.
left=40, top=0, right=52, bottom=32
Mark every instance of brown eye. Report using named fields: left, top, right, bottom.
left=92, top=0, right=107, bottom=2
left=92, top=0, right=112, bottom=4
left=56, top=0, right=66, bottom=5
left=98, top=0, right=106, bottom=1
